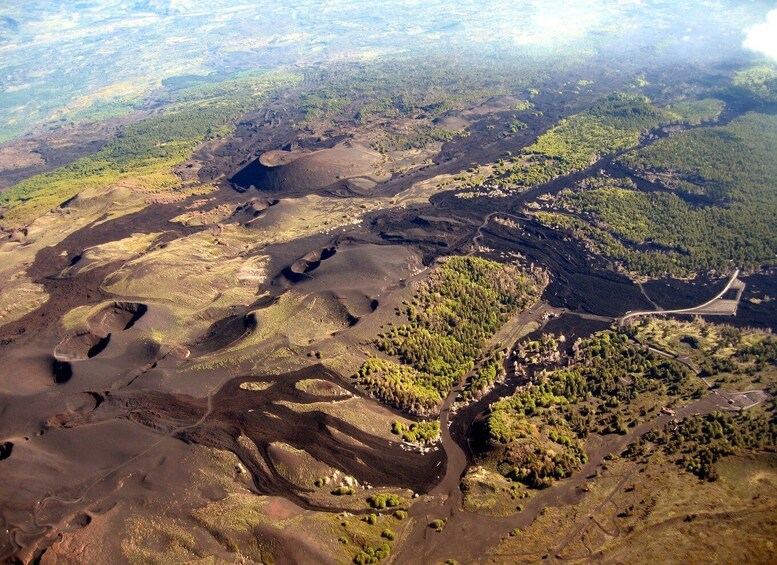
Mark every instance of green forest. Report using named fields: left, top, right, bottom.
left=484, top=320, right=777, bottom=489
left=496, top=92, right=672, bottom=190
left=664, top=98, right=725, bottom=125
left=542, top=111, right=777, bottom=277
left=355, top=256, right=544, bottom=413
left=295, top=57, right=545, bottom=129
left=458, top=348, right=506, bottom=402
left=730, top=65, right=777, bottom=104
left=635, top=407, right=776, bottom=481
left=294, top=57, right=543, bottom=154
left=485, top=330, right=701, bottom=488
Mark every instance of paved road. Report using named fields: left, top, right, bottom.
left=620, top=269, right=741, bottom=326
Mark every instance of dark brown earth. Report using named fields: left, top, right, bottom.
left=231, top=143, right=384, bottom=194
left=1, top=60, right=776, bottom=564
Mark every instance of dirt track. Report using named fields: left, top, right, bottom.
left=1, top=60, right=775, bottom=563
left=394, top=390, right=749, bottom=565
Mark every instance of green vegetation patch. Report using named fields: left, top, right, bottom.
left=355, top=256, right=543, bottom=413
left=731, top=65, right=777, bottom=103
left=486, top=330, right=703, bottom=488
left=619, top=111, right=777, bottom=201
left=458, top=347, right=506, bottom=402
left=239, top=381, right=272, bottom=392
left=297, top=58, right=538, bottom=129
left=336, top=508, right=404, bottom=564
left=636, top=408, right=777, bottom=481
left=429, top=518, right=447, bottom=532
left=356, top=358, right=442, bottom=413
left=371, top=125, right=466, bottom=153
left=546, top=112, right=777, bottom=277
left=461, top=466, right=527, bottom=516
left=332, top=486, right=356, bottom=496
left=665, top=98, right=725, bottom=125
left=627, top=318, right=777, bottom=481
left=0, top=71, right=300, bottom=228
left=534, top=209, right=680, bottom=278
left=484, top=319, right=777, bottom=494
left=122, top=515, right=204, bottom=565
left=367, top=493, right=404, bottom=510
left=633, top=317, right=777, bottom=388
left=390, top=420, right=440, bottom=444
left=497, top=93, right=671, bottom=190
left=486, top=449, right=777, bottom=563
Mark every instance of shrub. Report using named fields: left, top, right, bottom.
left=429, top=518, right=446, bottom=532
left=332, top=486, right=355, bottom=496
left=368, top=493, right=402, bottom=509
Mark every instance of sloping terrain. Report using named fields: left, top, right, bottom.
left=0, top=50, right=776, bottom=565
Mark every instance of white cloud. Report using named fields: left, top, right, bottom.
left=743, top=9, right=777, bottom=61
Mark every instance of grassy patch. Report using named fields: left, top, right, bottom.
left=371, top=125, right=466, bottom=153
left=0, top=276, right=48, bottom=327
left=60, top=232, right=162, bottom=277
left=461, top=466, right=527, bottom=516
left=268, top=442, right=338, bottom=489
left=122, top=515, right=204, bottom=565
left=239, top=381, right=273, bottom=392
left=295, top=378, right=350, bottom=396
left=273, top=396, right=409, bottom=442
left=487, top=452, right=777, bottom=563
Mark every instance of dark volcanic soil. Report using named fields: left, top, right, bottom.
left=1, top=59, right=774, bottom=565
left=476, top=217, right=653, bottom=317
left=176, top=366, right=443, bottom=499
left=0, top=364, right=442, bottom=560
left=643, top=270, right=777, bottom=330
left=735, top=271, right=777, bottom=330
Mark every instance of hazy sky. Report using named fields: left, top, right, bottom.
left=0, top=0, right=775, bottom=141
left=744, top=8, right=777, bottom=60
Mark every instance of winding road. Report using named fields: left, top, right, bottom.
left=619, top=269, right=743, bottom=327
left=469, top=211, right=526, bottom=255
